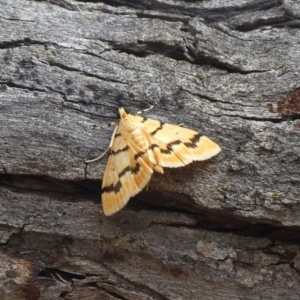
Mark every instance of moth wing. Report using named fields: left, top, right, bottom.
left=141, top=119, right=221, bottom=168
left=102, top=128, right=154, bottom=216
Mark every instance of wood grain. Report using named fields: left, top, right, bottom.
left=1, top=0, right=300, bottom=299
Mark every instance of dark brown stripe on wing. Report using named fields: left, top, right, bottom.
left=118, top=164, right=141, bottom=177
left=131, top=163, right=141, bottom=174
left=102, top=180, right=122, bottom=193
left=149, top=144, right=160, bottom=150
left=111, top=145, right=129, bottom=155
left=150, top=122, right=165, bottom=135
left=168, top=140, right=181, bottom=147
left=102, top=164, right=141, bottom=194
left=184, top=133, right=201, bottom=149
left=148, top=141, right=182, bottom=154
left=146, top=134, right=201, bottom=156
left=114, top=133, right=122, bottom=138
left=160, top=140, right=181, bottom=154
left=134, top=151, right=145, bottom=160
left=118, top=166, right=131, bottom=178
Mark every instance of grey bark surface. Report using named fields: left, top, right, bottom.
left=1, top=0, right=300, bottom=299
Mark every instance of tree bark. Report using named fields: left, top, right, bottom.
left=1, top=0, right=300, bottom=299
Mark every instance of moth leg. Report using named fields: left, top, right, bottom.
left=86, top=126, right=119, bottom=163
left=136, top=101, right=158, bottom=115
left=145, top=180, right=150, bottom=191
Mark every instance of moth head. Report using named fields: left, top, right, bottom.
left=118, top=107, right=128, bottom=120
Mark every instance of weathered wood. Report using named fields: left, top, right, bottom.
left=1, top=0, right=300, bottom=299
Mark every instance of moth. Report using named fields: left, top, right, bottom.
left=87, top=106, right=221, bottom=216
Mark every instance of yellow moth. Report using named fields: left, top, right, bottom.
left=87, top=107, right=221, bottom=216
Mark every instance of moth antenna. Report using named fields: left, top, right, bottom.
left=136, top=101, right=158, bottom=115
left=86, top=126, right=119, bottom=163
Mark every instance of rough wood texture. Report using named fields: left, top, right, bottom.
left=1, top=0, right=300, bottom=299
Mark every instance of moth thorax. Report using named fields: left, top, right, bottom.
left=132, top=131, right=144, bottom=145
